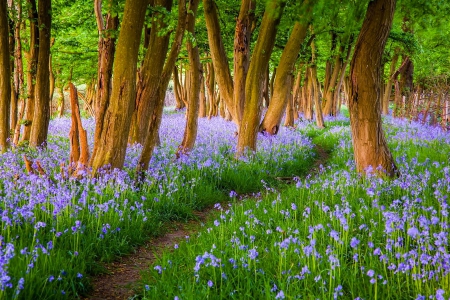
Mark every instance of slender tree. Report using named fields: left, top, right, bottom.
left=0, top=0, right=11, bottom=152
left=259, top=0, right=316, bottom=135
left=90, top=0, right=148, bottom=174
left=30, top=0, right=52, bottom=148
left=237, top=0, right=286, bottom=156
left=177, top=0, right=201, bottom=156
left=348, top=0, right=398, bottom=177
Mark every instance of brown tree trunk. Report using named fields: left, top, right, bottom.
left=233, top=0, right=255, bottom=123
left=8, top=3, right=16, bottom=137
left=237, top=0, right=286, bottom=155
left=129, top=0, right=173, bottom=145
left=348, top=0, right=398, bottom=177
left=90, top=0, right=147, bottom=174
left=69, top=83, right=89, bottom=175
left=310, top=66, right=325, bottom=128
left=283, top=74, right=294, bottom=127
left=303, top=69, right=313, bottom=120
left=49, top=53, right=55, bottom=115
left=177, top=0, right=201, bottom=156
left=57, top=86, right=65, bottom=118
left=259, top=0, right=314, bottom=134
left=136, top=0, right=187, bottom=177
left=91, top=0, right=118, bottom=155
left=203, top=0, right=237, bottom=123
left=199, top=72, right=207, bottom=118
left=173, top=65, right=186, bottom=110
left=382, top=49, right=399, bottom=114
left=21, top=0, right=38, bottom=142
left=12, top=0, right=23, bottom=141
left=206, top=62, right=216, bottom=118
left=262, top=65, right=270, bottom=107
left=0, top=0, right=11, bottom=152
left=30, top=0, right=51, bottom=148
left=322, top=42, right=343, bottom=116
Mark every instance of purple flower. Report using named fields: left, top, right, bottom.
left=207, top=280, right=213, bottom=288
left=367, top=270, right=375, bottom=277
left=350, top=237, right=360, bottom=248
left=407, top=227, right=419, bottom=238
left=275, top=290, right=285, bottom=299
left=248, top=248, right=258, bottom=260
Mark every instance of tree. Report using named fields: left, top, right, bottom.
left=30, top=0, right=52, bottom=148
left=90, top=0, right=148, bottom=174
left=177, top=0, right=201, bottom=156
left=259, top=0, right=316, bottom=135
left=236, top=0, right=286, bottom=156
left=348, top=0, right=398, bottom=177
left=0, top=0, right=11, bottom=152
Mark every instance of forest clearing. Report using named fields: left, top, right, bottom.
left=0, top=0, right=450, bottom=299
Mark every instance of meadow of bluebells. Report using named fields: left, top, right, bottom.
left=0, top=112, right=314, bottom=299
left=142, top=115, right=450, bottom=300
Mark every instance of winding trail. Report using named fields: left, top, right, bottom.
left=86, top=144, right=330, bottom=300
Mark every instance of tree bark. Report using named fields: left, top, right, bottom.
left=199, top=72, right=207, bottom=117
left=129, top=0, right=173, bottom=145
left=21, top=0, right=38, bottom=142
left=237, top=0, right=286, bottom=156
left=233, top=0, right=255, bottom=123
left=0, top=0, right=11, bottom=152
left=203, top=0, right=237, bottom=123
left=30, top=0, right=51, bottom=148
left=136, top=0, right=187, bottom=177
left=259, top=0, right=314, bottom=134
left=91, top=0, right=119, bottom=155
left=382, top=49, right=399, bottom=114
left=177, top=0, right=201, bottom=156
left=90, top=0, right=147, bottom=174
left=310, top=66, right=325, bottom=128
left=348, top=0, right=398, bottom=177
left=283, top=74, right=294, bottom=127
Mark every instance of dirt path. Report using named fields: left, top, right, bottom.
left=86, top=144, right=330, bottom=300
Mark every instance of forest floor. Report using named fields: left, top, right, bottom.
left=86, top=143, right=331, bottom=300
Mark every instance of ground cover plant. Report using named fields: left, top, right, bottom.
left=0, top=112, right=315, bottom=299
left=141, top=115, right=450, bottom=300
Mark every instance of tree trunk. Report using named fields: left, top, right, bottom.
left=8, top=3, right=16, bottom=137
left=206, top=62, right=216, bottom=118
left=303, top=69, right=313, bottom=120
left=12, top=0, right=23, bottom=141
left=173, top=65, right=186, bottom=110
left=382, top=49, right=399, bottom=114
left=30, top=0, right=51, bottom=148
left=203, top=0, right=237, bottom=123
left=21, top=0, right=39, bottom=142
left=199, top=72, right=207, bottom=117
left=49, top=53, right=55, bottom=115
left=136, top=0, right=187, bottom=177
left=283, top=74, right=294, bottom=127
left=348, top=0, right=398, bottom=177
left=237, top=0, right=286, bottom=156
left=177, top=0, right=201, bottom=156
left=259, top=0, right=314, bottom=134
left=0, top=0, right=11, bottom=152
left=91, top=0, right=118, bottom=155
left=310, top=66, right=325, bottom=128
left=129, top=0, right=173, bottom=145
left=90, top=0, right=147, bottom=174
left=233, top=0, right=255, bottom=123
left=57, top=86, right=65, bottom=118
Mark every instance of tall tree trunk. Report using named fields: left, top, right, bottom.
left=206, top=62, right=216, bottom=119
left=129, top=0, right=173, bottom=145
left=136, top=0, right=187, bottom=177
left=283, top=74, right=294, bottom=127
left=57, top=85, right=65, bottom=118
left=177, top=0, right=201, bottom=156
left=382, top=49, right=399, bottom=114
left=203, top=0, right=237, bottom=123
left=259, top=0, right=314, bottom=134
left=322, top=43, right=343, bottom=116
left=90, top=0, right=147, bottom=173
left=237, top=0, right=286, bottom=156
left=348, top=0, right=398, bottom=177
left=49, top=53, right=55, bottom=115
left=8, top=2, right=16, bottom=137
left=233, top=0, right=255, bottom=123
left=12, top=0, right=23, bottom=142
left=303, top=69, right=313, bottom=120
left=310, top=66, right=325, bottom=128
left=199, top=72, right=207, bottom=117
left=21, top=0, right=38, bottom=142
left=0, top=0, right=11, bottom=152
left=30, top=0, right=51, bottom=148
left=91, top=0, right=119, bottom=156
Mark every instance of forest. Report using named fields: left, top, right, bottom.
left=0, top=0, right=449, bottom=299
